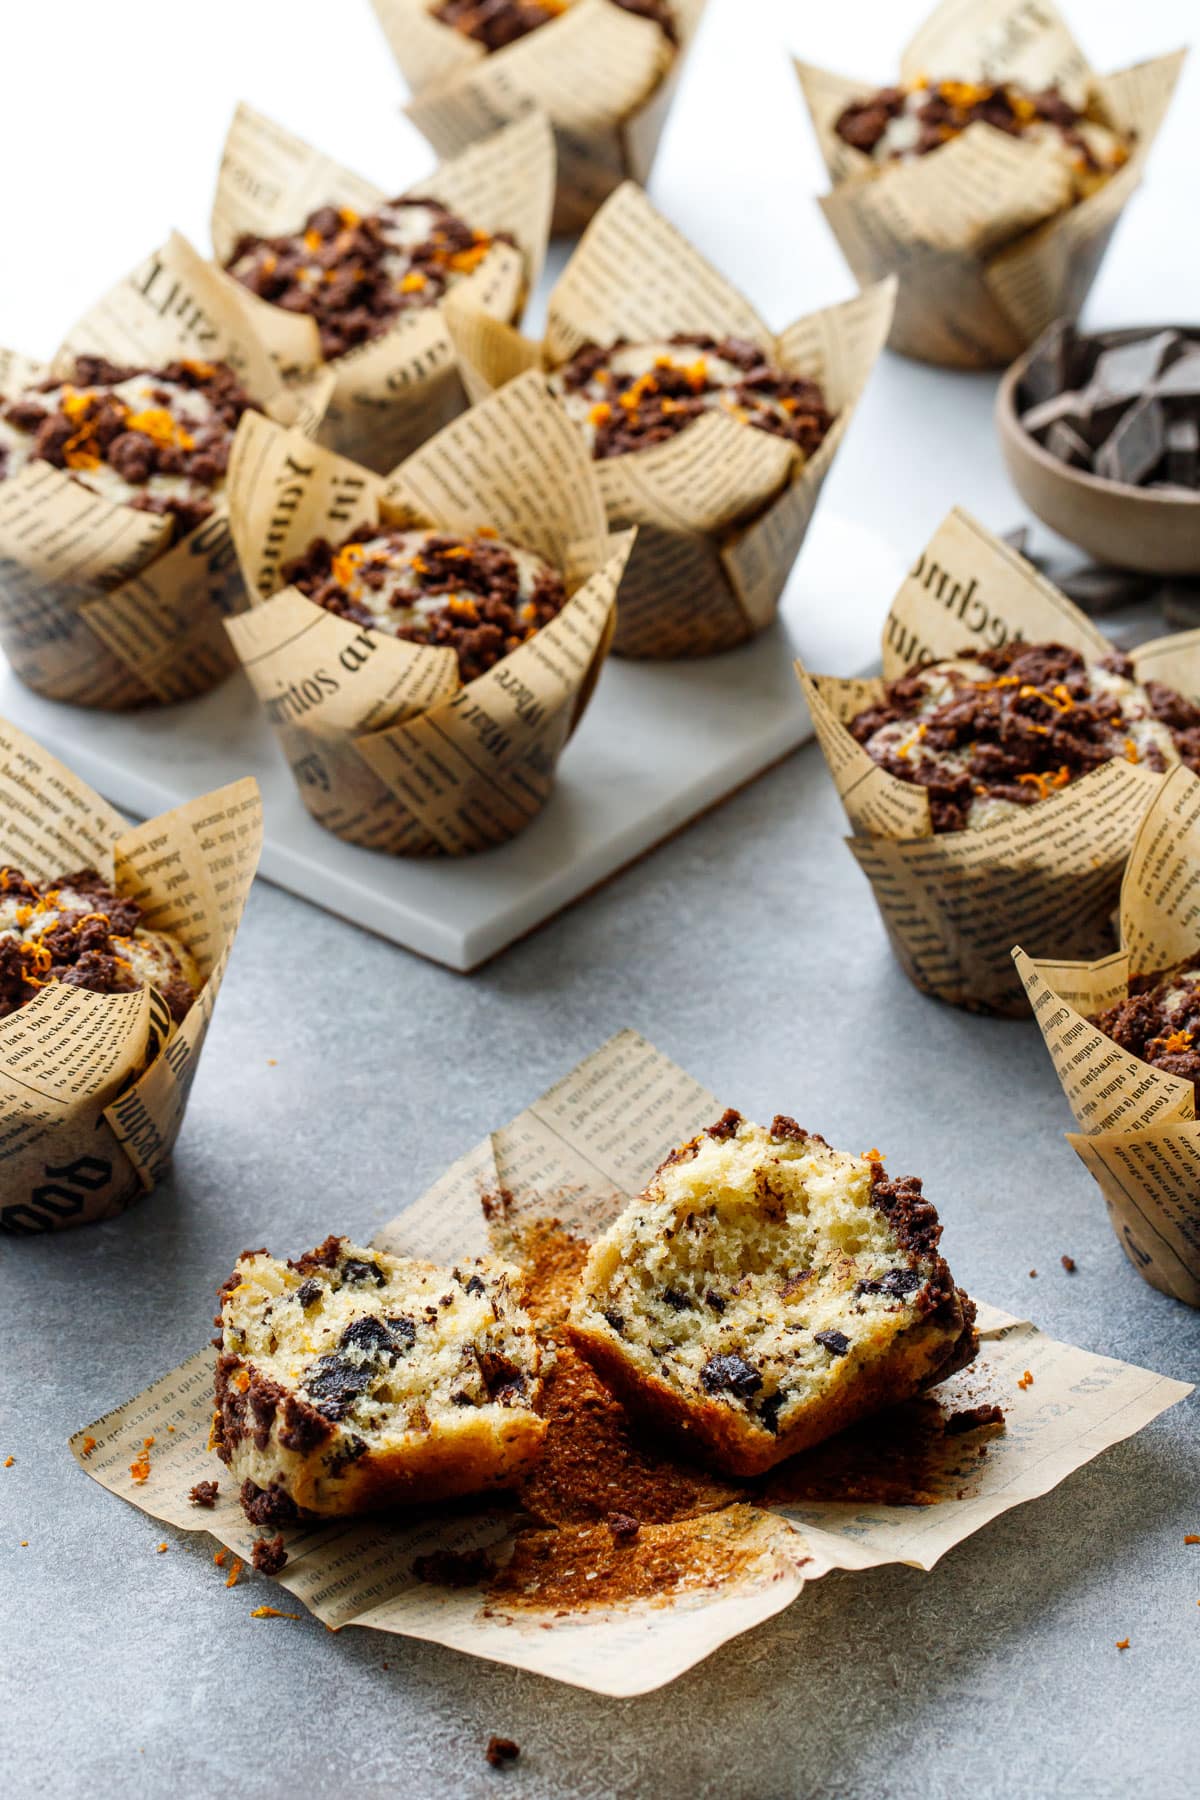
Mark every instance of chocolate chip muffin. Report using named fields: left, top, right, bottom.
left=1092, top=964, right=1200, bottom=1108
left=549, top=335, right=833, bottom=461
left=430, top=0, right=677, bottom=53
left=214, top=1236, right=545, bottom=1521
left=226, top=197, right=515, bottom=363
left=0, top=866, right=200, bottom=1023
left=835, top=78, right=1130, bottom=199
left=848, top=642, right=1200, bottom=834
left=569, top=1112, right=977, bottom=1477
left=0, top=355, right=252, bottom=538
left=283, top=524, right=567, bottom=682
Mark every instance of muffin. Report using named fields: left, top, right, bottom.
left=1090, top=963, right=1200, bottom=1109
left=0, top=866, right=200, bottom=1024
left=847, top=642, right=1200, bottom=834
left=835, top=78, right=1130, bottom=200
left=431, top=0, right=677, bottom=52
left=214, top=1236, right=545, bottom=1519
left=225, top=197, right=515, bottom=365
left=0, top=355, right=251, bottom=539
left=569, top=1112, right=977, bottom=1476
left=549, top=336, right=833, bottom=463
left=280, top=524, right=566, bottom=682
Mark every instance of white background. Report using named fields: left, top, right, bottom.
left=0, top=0, right=1194, bottom=562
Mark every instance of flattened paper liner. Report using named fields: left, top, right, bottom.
left=224, top=371, right=627, bottom=855
left=0, top=234, right=330, bottom=710
left=448, top=182, right=895, bottom=656
left=796, top=507, right=1199, bottom=1016
left=1017, top=766, right=1200, bottom=1306
left=795, top=0, right=1185, bottom=369
left=70, top=1029, right=1190, bottom=1695
left=211, top=105, right=555, bottom=475
left=374, top=0, right=707, bottom=236
left=0, top=718, right=261, bottom=1234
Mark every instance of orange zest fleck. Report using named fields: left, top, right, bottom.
left=587, top=401, right=613, bottom=427
left=1184, top=1534, right=1199, bottom=1544
left=331, top=542, right=366, bottom=589
left=81, top=1436, right=97, bottom=1458
left=129, top=1451, right=152, bottom=1485
left=1124, top=738, right=1141, bottom=764
left=213, top=1549, right=228, bottom=1568
left=156, top=1543, right=168, bottom=1554
left=3, top=1457, right=13, bottom=1468
left=1159, top=1030, right=1193, bottom=1055
left=206, top=1411, right=221, bottom=1454
left=303, top=228, right=322, bottom=252
left=225, top=1556, right=244, bottom=1588
left=1116, top=1638, right=1130, bottom=1650
left=166, top=1425, right=176, bottom=1434
left=231, top=1368, right=250, bottom=1394
left=1017, top=1370, right=1034, bottom=1391
left=398, top=271, right=427, bottom=293
left=125, top=407, right=193, bottom=451
left=862, top=1148, right=884, bottom=1163
left=338, top=206, right=360, bottom=228
left=250, top=1606, right=301, bottom=1620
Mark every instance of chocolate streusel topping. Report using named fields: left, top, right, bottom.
left=432, top=0, right=677, bottom=53
left=556, top=333, right=833, bottom=460
left=284, top=525, right=567, bottom=683
left=848, top=642, right=1200, bottom=834
left=0, top=355, right=252, bottom=537
left=1092, top=962, right=1200, bottom=1109
left=227, top=197, right=514, bottom=362
left=0, top=865, right=197, bottom=1022
left=835, top=78, right=1123, bottom=173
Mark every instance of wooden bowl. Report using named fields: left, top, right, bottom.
left=995, top=328, right=1200, bottom=576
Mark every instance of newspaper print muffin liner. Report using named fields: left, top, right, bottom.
left=0, top=717, right=262, bottom=1235
left=0, top=234, right=331, bottom=711
left=795, top=508, right=1200, bottom=1018
left=1016, top=766, right=1200, bottom=1307
left=69, top=1029, right=1188, bottom=1695
left=370, top=0, right=707, bottom=236
left=224, top=370, right=630, bottom=856
left=446, top=182, right=896, bottom=657
left=795, top=0, right=1185, bottom=369
left=211, top=104, right=555, bottom=474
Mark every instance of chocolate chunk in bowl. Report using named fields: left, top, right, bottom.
left=371, top=0, right=704, bottom=236
left=0, top=718, right=260, bottom=1236
left=996, top=321, right=1200, bottom=576
left=212, top=105, right=554, bottom=475
left=796, top=508, right=1200, bottom=1016
left=224, top=370, right=631, bottom=857
left=447, top=182, right=895, bottom=658
left=0, top=233, right=327, bottom=710
left=795, top=9, right=1184, bottom=369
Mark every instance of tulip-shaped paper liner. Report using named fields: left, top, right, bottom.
left=211, top=104, right=555, bottom=474
left=795, top=508, right=1200, bottom=1017
left=796, top=0, right=1185, bottom=369
left=224, top=371, right=629, bottom=855
left=446, top=182, right=896, bottom=657
left=68, top=1029, right=1190, bottom=1695
left=1015, top=767, right=1200, bottom=1307
left=0, top=234, right=331, bottom=711
left=370, top=0, right=707, bottom=236
left=0, top=718, right=262, bottom=1234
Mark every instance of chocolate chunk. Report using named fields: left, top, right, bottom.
left=661, top=1287, right=690, bottom=1311
left=340, top=1258, right=386, bottom=1287
left=303, top=1313, right=416, bottom=1418
left=1093, top=331, right=1182, bottom=402
left=704, top=1291, right=726, bottom=1314
left=1021, top=392, right=1088, bottom=439
left=700, top=1353, right=762, bottom=1399
left=1094, top=395, right=1167, bottom=486
left=758, top=1391, right=786, bottom=1434
left=295, top=1278, right=323, bottom=1309
left=463, top=1274, right=487, bottom=1297
left=1166, top=417, right=1199, bottom=487
left=944, top=1404, right=1005, bottom=1436
left=485, top=1737, right=520, bottom=1769
left=1061, top=1254, right=1077, bottom=1272
left=1020, top=320, right=1074, bottom=409
left=814, top=1330, right=851, bottom=1357
left=251, top=1533, right=288, bottom=1575
left=602, top=1309, right=626, bottom=1336
left=188, top=1480, right=219, bottom=1508
left=1045, top=420, right=1094, bottom=469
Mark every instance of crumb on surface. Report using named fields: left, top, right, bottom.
left=156, top=1542, right=168, bottom=1554
left=250, top=1605, right=299, bottom=1620
left=1061, top=1255, right=1076, bottom=1272
left=1116, top=1638, right=1130, bottom=1650
left=486, top=1737, right=520, bottom=1769
left=1017, top=1370, right=1034, bottom=1390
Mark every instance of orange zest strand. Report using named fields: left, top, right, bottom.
left=225, top=1556, right=244, bottom=1588
left=1017, top=1370, right=1034, bottom=1391
left=80, top=1437, right=96, bottom=1458
left=213, top=1549, right=228, bottom=1568
left=250, top=1606, right=301, bottom=1620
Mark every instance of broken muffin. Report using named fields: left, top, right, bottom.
left=214, top=1236, right=545, bottom=1521
left=569, top=1113, right=976, bottom=1477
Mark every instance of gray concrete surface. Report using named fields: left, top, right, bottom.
left=2, top=741, right=1197, bottom=1800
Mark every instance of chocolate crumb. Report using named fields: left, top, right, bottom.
left=188, top=1480, right=219, bottom=1508
left=412, top=1547, right=498, bottom=1588
left=606, top=1511, right=641, bottom=1545
left=1061, top=1254, right=1077, bottom=1273
left=485, top=1737, right=520, bottom=1769
left=1029, top=1269, right=1038, bottom=1278
left=251, top=1534, right=288, bottom=1575
left=944, top=1404, right=1005, bottom=1436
